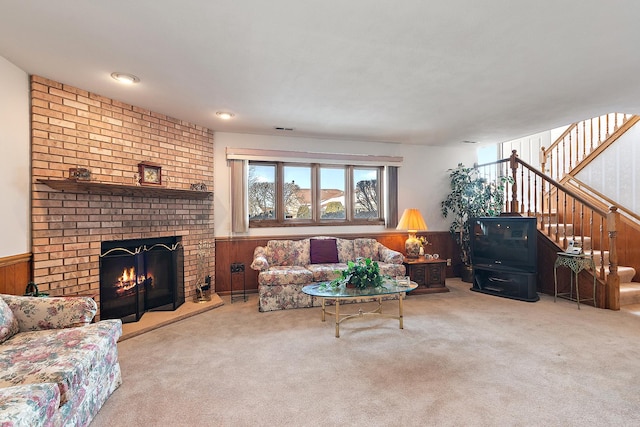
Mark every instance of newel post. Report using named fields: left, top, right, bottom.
left=606, top=206, right=620, bottom=310
left=509, top=150, right=519, bottom=213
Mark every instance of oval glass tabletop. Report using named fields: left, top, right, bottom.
left=302, top=279, right=417, bottom=298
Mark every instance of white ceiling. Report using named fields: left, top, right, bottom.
left=1, top=1, right=639, bottom=146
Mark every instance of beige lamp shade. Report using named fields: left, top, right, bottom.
left=396, top=209, right=428, bottom=258
left=396, top=208, right=428, bottom=233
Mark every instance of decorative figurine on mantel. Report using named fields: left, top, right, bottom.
left=133, top=173, right=141, bottom=186
left=190, top=182, right=207, bottom=191
left=68, top=167, right=91, bottom=181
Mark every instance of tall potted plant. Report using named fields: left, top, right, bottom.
left=441, top=163, right=512, bottom=282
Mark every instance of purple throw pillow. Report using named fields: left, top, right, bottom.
left=310, top=239, right=339, bottom=264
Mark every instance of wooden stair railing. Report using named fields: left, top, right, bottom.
left=540, top=113, right=637, bottom=183
left=475, top=151, right=621, bottom=310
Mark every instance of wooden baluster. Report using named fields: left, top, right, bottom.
left=540, top=176, right=545, bottom=231
left=589, top=119, right=593, bottom=152
left=547, top=179, right=553, bottom=237
left=550, top=151, right=555, bottom=180
left=606, top=206, right=620, bottom=310
left=526, top=169, right=532, bottom=216
left=589, top=210, right=599, bottom=277
left=598, top=115, right=602, bottom=144
left=606, top=113, right=611, bottom=139
left=561, top=137, right=566, bottom=178
left=598, top=216, right=605, bottom=280
left=533, top=172, right=538, bottom=220
left=571, top=197, right=576, bottom=243
left=582, top=120, right=587, bottom=160
left=520, top=166, right=524, bottom=212
left=579, top=203, right=585, bottom=249
left=510, top=150, right=519, bottom=213
left=568, top=131, right=573, bottom=173
left=562, top=192, right=567, bottom=247
left=540, top=146, right=546, bottom=174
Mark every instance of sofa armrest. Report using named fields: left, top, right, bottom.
left=250, top=246, right=270, bottom=271
left=378, top=245, right=404, bottom=264
left=1, top=294, right=97, bottom=331
left=0, top=383, right=61, bottom=427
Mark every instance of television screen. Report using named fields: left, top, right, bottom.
left=470, top=216, right=537, bottom=272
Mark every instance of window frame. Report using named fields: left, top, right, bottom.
left=248, top=161, right=385, bottom=228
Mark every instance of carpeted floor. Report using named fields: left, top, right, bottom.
left=91, top=279, right=640, bottom=426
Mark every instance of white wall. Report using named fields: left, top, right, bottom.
left=500, top=125, right=569, bottom=170
left=213, top=132, right=476, bottom=237
left=0, top=56, right=30, bottom=257
left=576, top=122, right=640, bottom=214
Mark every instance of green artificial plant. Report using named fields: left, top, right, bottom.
left=330, top=257, right=384, bottom=289
left=441, top=163, right=512, bottom=266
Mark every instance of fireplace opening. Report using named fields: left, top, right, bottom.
left=100, top=236, right=185, bottom=322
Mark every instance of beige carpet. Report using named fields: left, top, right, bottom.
left=91, top=279, right=640, bottom=426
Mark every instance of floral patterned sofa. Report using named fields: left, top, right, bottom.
left=0, top=294, right=122, bottom=427
left=250, top=236, right=406, bottom=312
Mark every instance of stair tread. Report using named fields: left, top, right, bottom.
left=620, top=282, right=640, bottom=291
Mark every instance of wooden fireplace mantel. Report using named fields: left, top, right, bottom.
left=37, top=179, right=213, bottom=200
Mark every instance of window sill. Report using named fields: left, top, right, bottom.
left=249, top=219, right=385, bottom=228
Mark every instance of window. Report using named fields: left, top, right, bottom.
left=248, top=162, right=384, bottom=227
left=320, top=167, right=345, bottom=220
left=248, top=163, right=276, bottom=220
left=353, top=168, right=379, bottom=219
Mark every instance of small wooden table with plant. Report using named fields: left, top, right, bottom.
left=301, top=258, right=418, bottom=337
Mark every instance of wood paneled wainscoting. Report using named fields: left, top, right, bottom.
left=0, top=253, right=32, bottom=295
left=215, top=232, right=459, bottom=295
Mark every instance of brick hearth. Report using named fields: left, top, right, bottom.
left=30, top=76, right=214, bottom=319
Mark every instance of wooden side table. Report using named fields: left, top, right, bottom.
left=403, top=257, right=449, bottom=294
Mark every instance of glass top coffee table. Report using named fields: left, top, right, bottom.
left=302, top=279, right=418, bottom=337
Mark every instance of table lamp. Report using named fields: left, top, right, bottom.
left=396, top=208, right=428, bottom=258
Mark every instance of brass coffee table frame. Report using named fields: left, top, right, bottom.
left=302, top=281, right=418, bottom=338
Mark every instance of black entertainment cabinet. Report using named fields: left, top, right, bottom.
left=469, top=216, right=539, bottom=302
left=471, top=265, right=539, bottom=302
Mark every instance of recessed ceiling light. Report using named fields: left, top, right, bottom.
left=216, top=112, right=235, bottom=120
left=111, top=72, right=140, bottom=84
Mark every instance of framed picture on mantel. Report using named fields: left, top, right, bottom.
left=138, top=162, right=162, bottom=185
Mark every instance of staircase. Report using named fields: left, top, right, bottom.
left=476, top=116, right=640, bottom=309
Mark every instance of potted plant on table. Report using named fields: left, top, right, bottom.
left=441, top=163, right=512, bottom=282
left=331, top=257, right=384, bottom=289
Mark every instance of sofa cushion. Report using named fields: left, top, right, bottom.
left=258, top=266, right=314, bottom=286
left=0, top=320, right=122, bottom=406
left=310, top=238, right=339, bottom=264
left=305, top=263, right=348, bottom=282
left=267, top=240, right=310, bottom=266
left=0, top=296, right=19, bottom=344
left=354, top=238, right=380, bottom=261
left=336, top=238, right=355, bottom=263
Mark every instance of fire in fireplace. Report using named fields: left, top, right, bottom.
left=100, top=236, right=185, bottom=322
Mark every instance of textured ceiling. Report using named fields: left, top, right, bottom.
left=1, top=1, right=639, bottom=145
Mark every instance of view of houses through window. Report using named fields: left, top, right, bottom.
left=248, top=161, right=382, bottom=225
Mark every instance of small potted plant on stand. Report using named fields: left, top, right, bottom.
left=441, top=163, right=511, bottom=282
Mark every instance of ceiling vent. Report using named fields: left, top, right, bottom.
left=274, top=127, right=295, bottom=131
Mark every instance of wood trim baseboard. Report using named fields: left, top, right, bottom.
left=0, top=253, right=32, bottom=295
left=0, top=253, right=32, bottom=268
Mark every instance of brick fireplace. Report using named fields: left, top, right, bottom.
left=30, top=76, right=214, bottom=319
